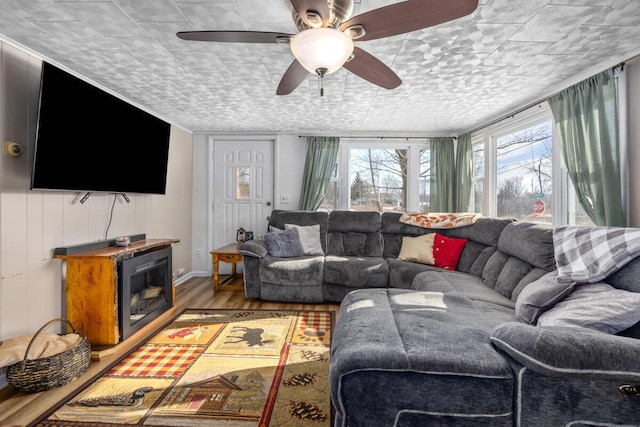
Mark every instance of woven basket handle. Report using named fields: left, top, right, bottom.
left=20, top=318, right=80, bottom=369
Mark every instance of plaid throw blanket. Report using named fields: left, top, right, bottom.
left=554, top=225, right=640, bottom=283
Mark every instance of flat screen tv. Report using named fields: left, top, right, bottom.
left=31, top=62, right=171, bottom=195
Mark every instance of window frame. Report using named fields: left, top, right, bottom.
left=471, top=104, right=560, bottom=223
left=333, top=139, right=430, bottom=212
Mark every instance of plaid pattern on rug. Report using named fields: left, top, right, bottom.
left=31, top=309, right=334, bottom=427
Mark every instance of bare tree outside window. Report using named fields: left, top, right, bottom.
left=350, top=148, right=407, bottom=212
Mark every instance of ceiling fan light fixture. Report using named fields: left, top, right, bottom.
left=344, top=24, right=366, bottom=40
left=305, top=10, right=323, bottom=28
left=290, top=27, right=354, bottom=75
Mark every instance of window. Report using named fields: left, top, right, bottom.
left=419, top=149, right=430, bottom=212
left=495, top=120, right=553, bottom=223
left=318, top=163, right=339, bottom=211
left=472, top=143, right=484, bottom=214
left=471, top=104, right=593, bottom=226
left=349, top=148, right=407, bottom=212
left=320, top=140, right=429, bottom=212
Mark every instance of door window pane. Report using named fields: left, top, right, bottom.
left=496, top=121, right=552, bottom=223
left=236, top=167, right=250, bottom=199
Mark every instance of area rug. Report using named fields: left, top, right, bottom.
left=31, top=308, right=334, bottom=427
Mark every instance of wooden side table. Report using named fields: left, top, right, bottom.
left=211, top=243, right=244, bottom=293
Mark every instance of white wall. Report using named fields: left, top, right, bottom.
left=0, top=42, right=193, bottom=341
left=275, top=134, right=308, bottom=211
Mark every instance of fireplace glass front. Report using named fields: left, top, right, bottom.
left=118, top=247, right=173, bottom=342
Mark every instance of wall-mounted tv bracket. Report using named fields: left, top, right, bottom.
left=72, top=192, right=130, bottom=204
left=79, top=192, right=93, bottom=204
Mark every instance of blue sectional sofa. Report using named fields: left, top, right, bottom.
left=239, top=210, right=640, bottom=426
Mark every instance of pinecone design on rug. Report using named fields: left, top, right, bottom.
left=283, top=372, right=318, bottom=387
left=298, top=349, right=328, bottom=362
left=68, top=387, right=153, bottom=407
left=289, top=400, right=328, bottom=422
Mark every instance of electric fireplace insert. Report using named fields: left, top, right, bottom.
left=117, top=246, right=173, bottom=341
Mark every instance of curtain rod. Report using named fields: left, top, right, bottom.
left=462, top=61, right=626, bottom=136
left=297, top=136, right=454, bottom=140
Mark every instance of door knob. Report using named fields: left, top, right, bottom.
left=266, top=201, right=272, bottom=206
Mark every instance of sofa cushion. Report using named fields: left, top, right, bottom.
left=259, top=255, right=324, bottom=287
left=411, top=271, right=516, bottom=312
left=284, top=223, right=324, bottom=255
left=433, top=233, right=467, bottom=271
left=498, top=221, right=555, bottom=271
left=327, top=211, right=383, bottom=257
left=467, top=245, right=498, bottom=277
left=493, top=257, right=534, bottom=299
left=324, top=255, right=388, bottom=288
left=327, top=232, right=383, bottom=257
left=397, top=233, right=435, bottom=265
left=537, top=283, right=640, bottom=334
left=387, top=258, right=442, bottom=289
left=491, top=322, right=640, bottom=379
left=268, top=210, right=329, bottom=252
left=328, top=210, right=381, bottom=233
left=264, top=228, right=304, bottom=257
left=331, top=288, right=516, bottom=427
left=515, top=271, right=574, bottom=324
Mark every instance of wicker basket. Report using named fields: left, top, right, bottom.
left=6, top=318, right=91, bottom=393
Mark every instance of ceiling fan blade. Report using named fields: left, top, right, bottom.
left=176, top=31, right=292, bottom=43
left=343, top=47, right=401, bottom=90
left=276, top=59, right=309, bottom=95
left=290, top=0, right=330, bottom=27
left=340, top=0, right=478, bottom=41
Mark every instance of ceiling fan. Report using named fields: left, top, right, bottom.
left=177, top=0, right=478, bottom=96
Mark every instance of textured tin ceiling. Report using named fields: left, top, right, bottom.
left=1, top=0, right=639, bottom=135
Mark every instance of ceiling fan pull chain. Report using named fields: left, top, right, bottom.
left=316, top=67, right=327, bottom=97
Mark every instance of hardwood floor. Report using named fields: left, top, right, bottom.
left=0, top=276, right=340, bottom=427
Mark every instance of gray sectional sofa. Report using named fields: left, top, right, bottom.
left=239, top=210, right=640, bottom=426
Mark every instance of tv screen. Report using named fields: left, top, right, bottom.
left=31, top=62, right=171, bottom=195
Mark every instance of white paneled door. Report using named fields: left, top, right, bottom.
left=212, top=139, right=274, bottom=258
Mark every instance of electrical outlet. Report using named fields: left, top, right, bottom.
left=280, top=194, right=290, bottom=204
left=195, top=249, right=202, bottom=258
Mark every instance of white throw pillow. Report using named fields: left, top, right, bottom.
left=397, top=234, right=436, bottom=265
left=284, top=224, right=324, bottom=255
left=537, top=282, right=640, bottom=334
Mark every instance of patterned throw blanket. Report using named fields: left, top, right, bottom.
left=399, top=212, right=482, bottom=229
left=554, top=225, right=640, bottom=283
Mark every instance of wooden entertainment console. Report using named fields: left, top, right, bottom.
left=54, top=237, right=178, bottom=353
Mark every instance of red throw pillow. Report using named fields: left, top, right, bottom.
left=432, top=233, right=468, bottom=271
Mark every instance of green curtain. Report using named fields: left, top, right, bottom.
left=455, top=133, right=473, bottom=212
left=429, top=137, right=455, bottom=212
left=547, top=69, right=625, bottom=226
left=298, top=136, right=340, bottom=211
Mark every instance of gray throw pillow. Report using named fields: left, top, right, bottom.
left=515, top=271, right=575, bottom=324
left=264, top=228, right=304, bottom=258
left=284, top=224, right=324, bottom=255
left=537, top=282, right=640, bottom=334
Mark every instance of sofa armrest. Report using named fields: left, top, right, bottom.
left=239, top=240, right=268, bottom=258
left=491, top=322, right=640, bottom=381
